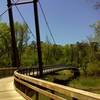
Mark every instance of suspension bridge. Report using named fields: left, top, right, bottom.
left=0, top=0, right=100, bottom=100
left=0, top=66, right=100, bottom=100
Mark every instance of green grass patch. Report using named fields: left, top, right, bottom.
left=54, top=70, right=73, bottom=80
left=69, top=76, right=100, bottom=94
left=43, top=70, right=73, bottom=81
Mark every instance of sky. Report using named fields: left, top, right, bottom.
left=0, top=0, right=100, bottom=45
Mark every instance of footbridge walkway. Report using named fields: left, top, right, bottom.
left=0, top=65, right=100, bottom=100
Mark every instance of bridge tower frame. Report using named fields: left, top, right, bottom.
left=7, top=0, right=20, bottom=68
left=7, top=0, right=43, bottom=76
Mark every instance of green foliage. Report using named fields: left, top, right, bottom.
left=42, top=43, right=64, bottom=65
left=0, top=21, right=31, bottom=67
left=0, top=21, right=100, bottom=77
left=44, top=70, right=73, bottom=82
left=69, top=76, right=100, bottom=94
left=21, top=46, right=37, bottom=66
left=87, top=61, right=100, bottom=76
left=63, top=44, right=71, bottom=64
left=0, top=22, right=11, bottom=66
left=54, top=70, right=73, bottom=80
left=90, top=20, right=100, bottom=44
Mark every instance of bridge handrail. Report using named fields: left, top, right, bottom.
left=0, top=64, right=77, bottom=71
left=0, top=67, right=17, bottom=71
left=14, top=70, right=100, bottom=100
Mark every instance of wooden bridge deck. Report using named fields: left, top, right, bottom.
left=0, top=77, right=25, bottom=100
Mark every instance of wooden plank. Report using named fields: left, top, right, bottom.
left=14, top=77, right=66, bottom=100
left=0, top=97, right=25, bottom=100
left=0, top=67, right=17, bottom=71
left=0, top=77, right=25, bottom=100
left=14, top=71, right=100, bottom=100
left=0, top=90, right=23, bottom=97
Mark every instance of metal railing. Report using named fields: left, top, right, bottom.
left=0, top=65, right=67, bottom=78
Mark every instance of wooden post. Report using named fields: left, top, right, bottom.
left=72, top=97, right=78, bottom=100
left=36, top=92, right=39, bottom=100
left=51, top=90, right=55, bottom=100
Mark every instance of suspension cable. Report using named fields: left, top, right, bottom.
left=0, top=6, right=12, bottom=18
left=38, top=1, right=57, bottom=64
left=0, top=0, right=18, bottom=18
left=38, top=1, right=56, bottom=44
left=12, top=0, right=36, bottom=39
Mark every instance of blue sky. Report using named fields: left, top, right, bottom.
left=0, top=0, right=100, bottom=45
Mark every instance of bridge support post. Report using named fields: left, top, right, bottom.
left=7, top=0, right=20, bottom=68
left=72, top=97, right=78, bottom=100
left=36, top=92, right=39, bottom=100
left=50, top=90, right=55, bottom=100
left=33, top=0, right=43, bottom=77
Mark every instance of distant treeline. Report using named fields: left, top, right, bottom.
left=0, top=20, right=100, bottom=76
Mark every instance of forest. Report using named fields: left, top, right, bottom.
left=0, top=20, right=100, bottom=77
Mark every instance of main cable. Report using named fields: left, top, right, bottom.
left=39, top=1, right=56, bottom=44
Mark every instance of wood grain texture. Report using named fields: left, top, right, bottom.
left=14, top=71, right=100, bottom=100
left=0, top=77, right=25, bottom=100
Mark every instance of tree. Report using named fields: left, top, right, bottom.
left=14, top=22, right=30, bottom=63
left=75, top=42, right=90, bottom=75
left=93, top=21, right=100, bottom=44
left=0, top=21, right=30, bottom=67
left=0, top=22, right=11, bottom=66
left=63, top=44, right=71, bottom=64
left=89, top=21, right=100, bottom=45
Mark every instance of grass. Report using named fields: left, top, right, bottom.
left=43, top=70, right=73, bottom=81
left=55, top=70, right=73, bottom=80
left=69, top=76, right=100, bottom=94
left=43, top=70, right=100, bottom=94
